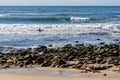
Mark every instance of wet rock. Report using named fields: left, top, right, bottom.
left=75, top=41, right=79, bottom=43
left=113, top=60, right=120, bottom=65
left=24, top=54, right=32, bottom=60
left=17, top=49, right=29, bottom=55
left=87, top=60, right=95, bottom=64
left=26, top=48, right=32, bottom=53
left=70, top=61, right=83, bottom=68
left=0, top=43, right=119, bottom=72
left=65, top=44, right=72, bottom=47
left=114, top=39, right=119, bottom=41
left=47, top=48, right=58, bottom=53
left=72, top=64, right=83, bottom=69
left=51, top=59, right=66, bottom=67
left=91, top=64, right=113, bottom=70
left=19, top=62, right=24, bottom=67
left=96, top=38, right=101, bottom=40
left=99, top=42, right=105, bottom=45
left=63, top=44, right=72, bottom=49
left=0, top=60, right=6, bottom=64
left=48, top=44, right=52, bottom=47
left=59, top=61, right=79, bottom=68
left=0, top=65, right=10, bottom=68
left=24, top=59, right=33, bottom=65
left=41, top=61, right=52, bottom=67
left=33, top=45, right=47, bottom=53
left=36, top=57, right=44, bottom=64
left=80, top=64, right=88, bottom=70
left=6, top=59, right=13, bottom=64
left=57, top=59, right=66, bottom=67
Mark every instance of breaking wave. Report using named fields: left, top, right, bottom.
left=0, top=23, right=119, bottom=37
left=0, top=14, right=9, bottom=17
left=1, top=16, right=100, bottom=22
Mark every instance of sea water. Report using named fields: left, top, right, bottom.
left=0, top=6, right=120, bottom=47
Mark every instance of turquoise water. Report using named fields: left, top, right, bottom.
left=0, top=6, right=120, bottom=47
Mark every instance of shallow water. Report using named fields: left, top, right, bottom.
left=0, top=6, right=120, bottom=48
left=0, top=68, right=85, bottom=77
left=0, top=24, right=119, bottom=48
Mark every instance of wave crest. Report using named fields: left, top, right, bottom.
left=70, top=17, right=89, bottom=21
left=29, top=17, right=101, bottom=22
left=0, top=14, right=9, bottom=17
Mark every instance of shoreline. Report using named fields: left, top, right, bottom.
left=0, top=67, right=120, bottom=80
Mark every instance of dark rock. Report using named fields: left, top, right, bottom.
left=0, top=61, right=6, bottom=64
left=1, top=65, right=10, bottom=68
left=17, top=56, right=24, bottom=61
left=33, top=45, right=47, bottom=53
left=63, top=44, right=72, bottom=48
left=114, top=39, right=119, bottom=41
left=26, top=48, right=32, bottom=53
left=0, top=43, right=119, bottom=72
left=48, top=44, right=52, bottom=47
left=19, top=62, right=24, bottom=67
left=72, top=64, right=82, bottom=69
left=41, top=61, right=52, bottom=67
left=17, top=49, right=29, bottom=55
left=96, top=39, right=101, bottom=40
left=6, top=59, right=13, bottom=64
left=36, top=57, right=44, bottom=64
left=24, top=59, right=33, bottom=65
left=103, top=73, right=107, bottom=76
left=99, top=42, right=105, bottom=45
left=75, top=41, right=79, bottom=43
left=91, top=64, right=112, bottom=70
left=57, top=59, right=66, bottom=67
left=24, top=54, right=32, bottom=60
left=51, top=59, right=66, bottom=67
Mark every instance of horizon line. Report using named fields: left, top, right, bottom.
left=0, top=4, right=120, bottom=6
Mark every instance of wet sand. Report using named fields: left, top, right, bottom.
left=0, top=67, right=120, bottom=80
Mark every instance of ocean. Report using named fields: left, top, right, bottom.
left=0, top=6, right=120, bottom=47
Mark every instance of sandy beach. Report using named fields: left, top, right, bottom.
left=0, top=67, right=120, bottom=80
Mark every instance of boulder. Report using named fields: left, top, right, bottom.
left=41, top=61, right=52, bottom=67
left=36, top=57, right=44, bottom=64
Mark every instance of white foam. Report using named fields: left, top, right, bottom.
left=117, top=15, right=120, bottom=17
left=0, top=14, right=9, bottom=17
left=70, top=17, right=89, bottom=21
left=0, top=23, right=119, bottom=36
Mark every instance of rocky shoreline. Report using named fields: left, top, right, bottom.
left=0, top=44, right=120, bottom=73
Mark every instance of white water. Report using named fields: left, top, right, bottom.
left=70, top=17, right=89, bottom=21
left=0, top=24, right=119, bottom=36
left=0, top=23, right=119, bottom=49
left=117, top=15, right=120, bottom=17
left=0, top=14, right=9, bottom=17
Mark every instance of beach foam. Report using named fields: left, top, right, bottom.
left=0, top=23, right=119, bottom=52
left=0, top=14, right=9, bottom=17
left=70, top=17, right=89, bottom=21
left=0, top=24, right=119, bottom=36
